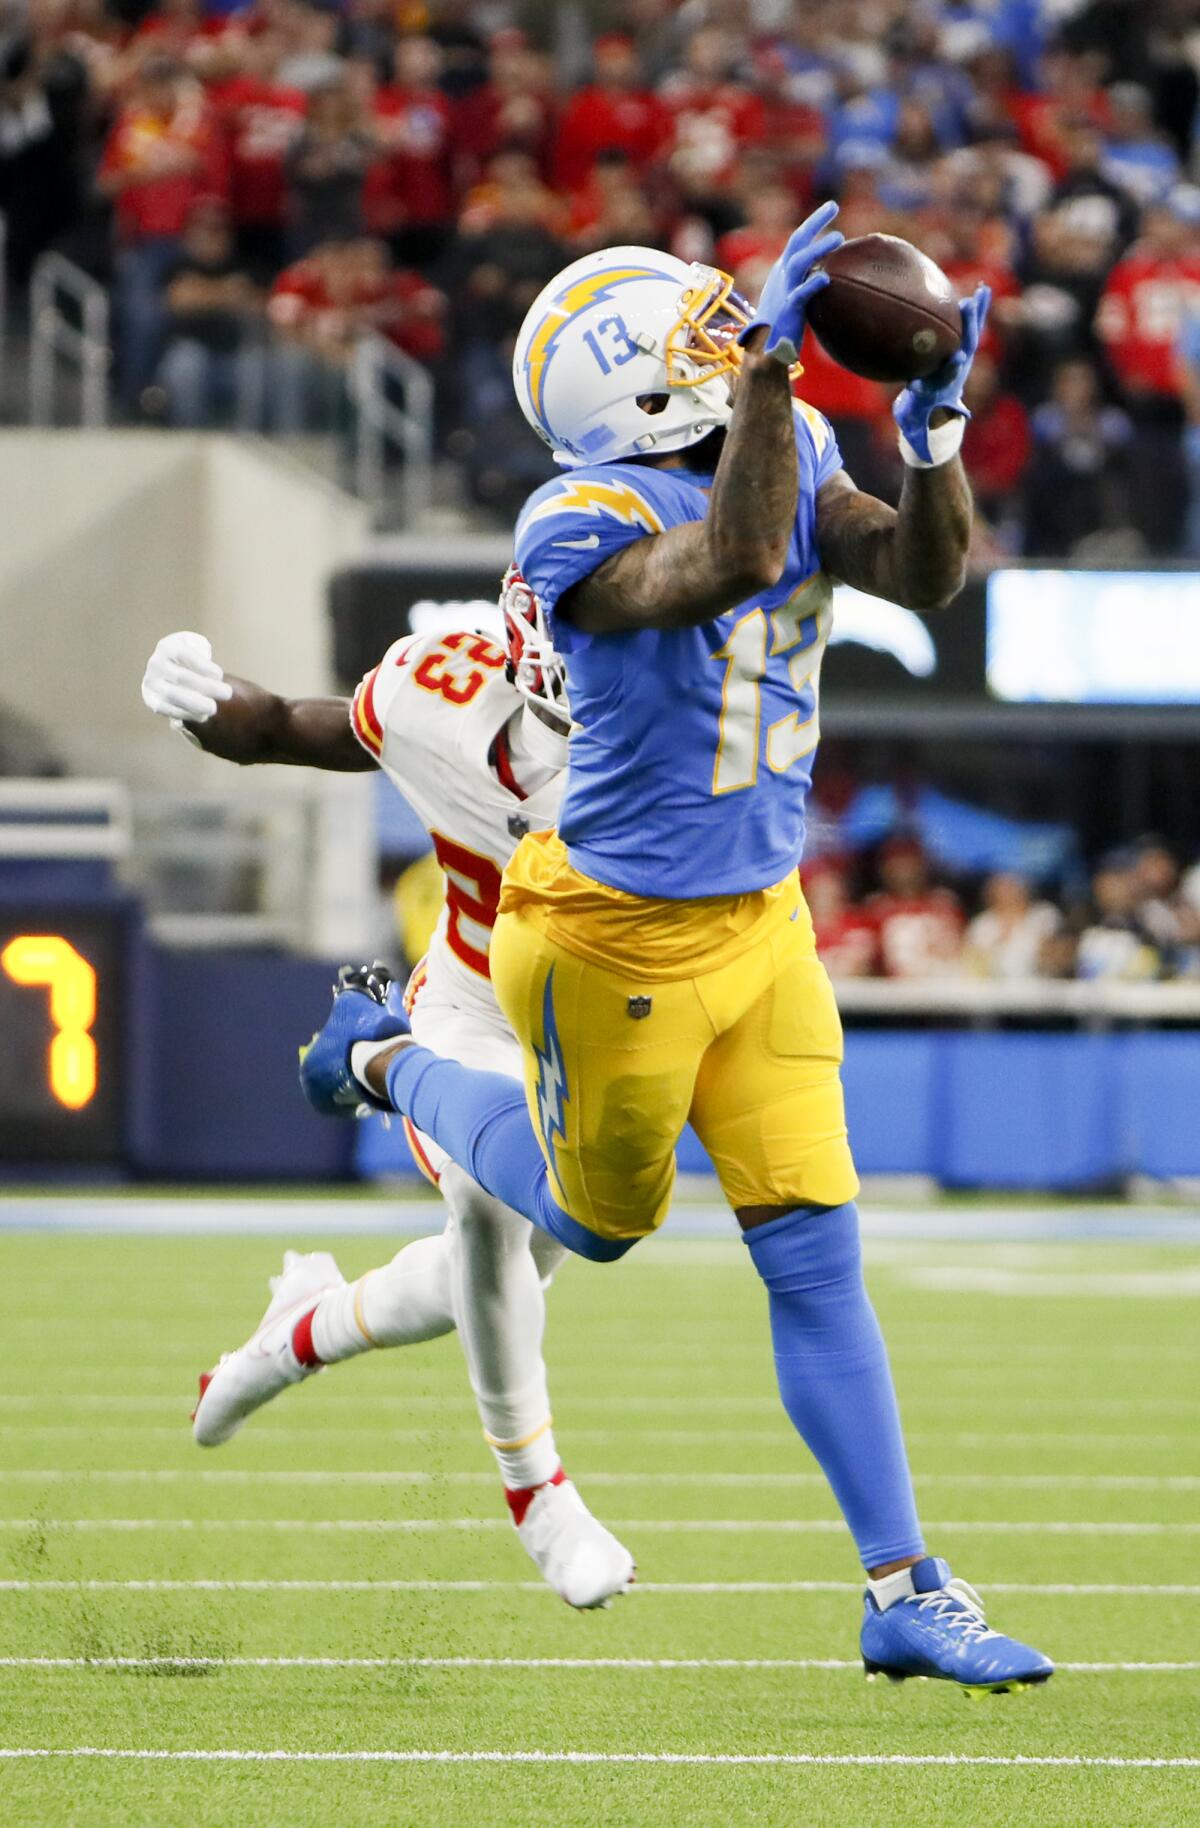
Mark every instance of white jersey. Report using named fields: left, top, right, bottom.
left=350, top=622, right=563, bottom=1033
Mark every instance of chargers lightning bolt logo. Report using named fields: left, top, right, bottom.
left=524, top=265, right=663, bottom=438
left=525, top=477, right=665, bottom=535
left=533, top=968, right=568, bottom=1191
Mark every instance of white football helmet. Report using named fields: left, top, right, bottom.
left=513, top=245, right=754, bottom=468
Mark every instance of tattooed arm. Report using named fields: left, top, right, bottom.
left=815, top=450, right=972, bottom=614
left=558, top=332, right=799, bottom=635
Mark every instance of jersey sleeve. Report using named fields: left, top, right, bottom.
left=513, top=468, right=681, bottom=632
left=793, top=400, right=844, bottom=491
left=349, top=633, right=422, bottom=761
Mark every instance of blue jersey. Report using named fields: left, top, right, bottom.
left=513, top=402, right=842, bottom=899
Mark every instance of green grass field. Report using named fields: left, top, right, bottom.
left=1, top=1214, right=1198, bottom=1826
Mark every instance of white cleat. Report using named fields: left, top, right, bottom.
left=192, top=1250, right=344, bottom=1448
left=516, top=1476, right=636, bottom=1610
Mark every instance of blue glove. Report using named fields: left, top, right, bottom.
left=893, top=284, right=991, bottom=465
left=299, top=962, right=409, bottom=1117
left=739, top=200, right=844, bottom=366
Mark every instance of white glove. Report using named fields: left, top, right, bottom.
left=141, top=631, right=232, bottom=742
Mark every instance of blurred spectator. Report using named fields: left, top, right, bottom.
left=157, top=197, right=263, bottom=425
left=566, top=147, right=658, bottom=253
left=0, top=27, right=88, bottom=284
left=1017, top=198, right=1116, bottom=397
left=284, top=75, right=374, bottom=253
left=714, top=177, right=792, bottom=297
left=277, top=3, right=344, bottom=95
left=747, top=46, right=823, bottom=197
left=1008, top=45, right=1111, bottom=181
left=964, top=872, right=1061, bottom=979
left=270, top=235, right=443, bottom=364
left=99, top=54, right=228, bottom=408
left=423, top=0, right=487, bottom=101
left=659, top=27, right=763, bottom=217
left=1049, top=116, right=1137, bottom=248
left=454, top=33, right=557, bottom=192
left=1076, top=855, right=1163, bottom=979
left=1100, top=82, right=1179, bottom=205
left=1096, top=189, right=1200, bottom=551
left=365, top=35, right=453, bottom=265
left=807, top=867, right=877, bottom=979
left=866, top=839, right=965, bottom=979
left=1023, top=358, right=1134, bottom=556
left=1131, top=838, right=1200, bottom=969
left=208, top=32, right=305, bottom=278
left=961, top=351, right=1031, bottom=537
left=554, top=33, right=668, bottom=195
left=267, top=235, right=442, bottom=430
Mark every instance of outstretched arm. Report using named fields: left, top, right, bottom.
left=815, top=458, right=972, bottom=613
left=561, top=203, right=845, bottom=635
left=142, top=631, right=374, bottom=771
left=816, top=285, right=990, bottom=615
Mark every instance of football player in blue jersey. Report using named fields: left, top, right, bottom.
left=301, top=204, right=1054, bottom=1693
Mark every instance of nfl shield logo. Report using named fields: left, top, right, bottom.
left=507, top=813, right=531, bottom=839
left=627, top=994, right=653, bottom=1020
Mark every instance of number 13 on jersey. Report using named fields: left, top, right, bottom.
left=712, top=582, right=833, bottom=795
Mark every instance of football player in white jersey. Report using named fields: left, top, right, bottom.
left=140, top=571, right=635, bottom=1609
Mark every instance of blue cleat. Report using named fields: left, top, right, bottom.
left=298, top=962, right=410, bottom=1117
left=861, top=1556, right=1054, bottom=1696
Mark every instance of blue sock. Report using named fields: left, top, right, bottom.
left=383, top=1045, right=632, bottom=1262
left=745, top=1203, right=924, bottom=1571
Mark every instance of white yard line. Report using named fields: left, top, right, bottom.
left=2, top=1466, right=1196, bottom=1486
left=1, top=1748, right=1198, bottom=1769
left=3, top=1578, right=1198, bottom=1594
left=0, top=1655, right=1196, bottom=1674
left=0, top=1517, right=1195, bottom=1536
left=3, top=1468, right=1198, bottom=1493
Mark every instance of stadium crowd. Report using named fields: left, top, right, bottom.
left=799, top=831, right=1200, bottom=982
left=3, top=0, right=1200, bottom=548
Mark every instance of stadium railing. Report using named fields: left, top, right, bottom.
left=29, top=253, right=111, bottom=430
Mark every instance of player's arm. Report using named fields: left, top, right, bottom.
left=561, top=205, right=844, bottom=635
left=142, top=631, right=374, bottom=771
left=814, top=449, right=971, bottom=613
left=815, top=286, right=990, bottom=614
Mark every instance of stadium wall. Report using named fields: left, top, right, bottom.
left=0, top=430, right=368, bottom=790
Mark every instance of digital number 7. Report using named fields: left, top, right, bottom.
left=1, top=934, right=97, bottom=1109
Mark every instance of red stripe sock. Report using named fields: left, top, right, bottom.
left=504, top=1464, right=567, bottom=1528
left=291, top=1307, right=323, bottom=1368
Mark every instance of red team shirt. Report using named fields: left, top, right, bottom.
left=1097, top=249, right=1200, bottom=398
left=658, top=77, right=765, bottom=190
left=270, top=257, right=445, bottom=362
left=366, top=83, right=454, bottom=231
left=209, top=74, right=306, bottom=228
left=866, top=889, right=965, bottom=979
left=553, top=85, right=671, bottom=189
left=100, top=96, right=229, bottom=239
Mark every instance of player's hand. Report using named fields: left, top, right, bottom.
left=893, top=284, right=991, bottom=465
left=739, top=201, right=844, bottom=367
left=142, top=631, right=233, bottom=730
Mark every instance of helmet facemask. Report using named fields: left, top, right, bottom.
left=500, top=565, right=571, bottom=734
left=663, top=264, right=756, bottom=390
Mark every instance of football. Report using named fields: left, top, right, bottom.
left=806, top=233, right=962, bottom=383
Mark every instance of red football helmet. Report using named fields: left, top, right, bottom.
left=500, top=563, right=570, bottom=729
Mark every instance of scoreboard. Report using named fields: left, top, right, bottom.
left=0, top=908, right=126, bottom=1162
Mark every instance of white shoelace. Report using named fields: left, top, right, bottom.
left=912, top=1578, right=1001, bottom=1643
